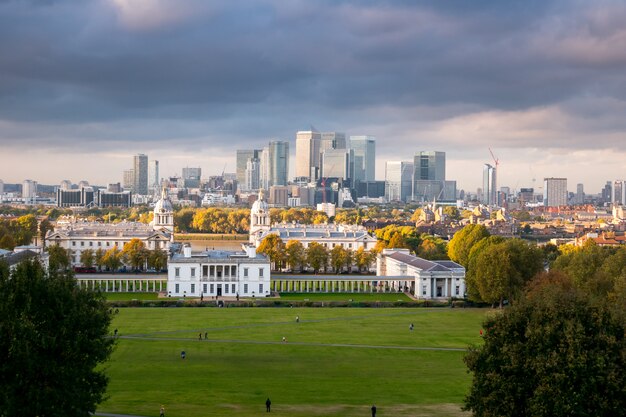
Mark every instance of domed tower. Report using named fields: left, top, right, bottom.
left=153, top=186, right=174, bottom=233
left=250, top=189, right=270, bottom=244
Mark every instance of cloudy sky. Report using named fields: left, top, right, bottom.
left=1, top=0, right=626, bottom=193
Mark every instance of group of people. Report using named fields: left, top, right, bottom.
left=198, top=332, right=208, bottom=340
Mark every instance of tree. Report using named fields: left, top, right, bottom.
left=306, top=242, right=328, bottom=273
left=0, top=234, right=15, bottom=250
left=15, top=214, right=38, bottom=246
left=355, top=247, right=376, bottom=272
left=285, top=240, right=305, bottom=272
left=94, top=248, right=106, bottom=272
left=466, top=238, right=543, bottom=307
left=80, top=249, right=95, bottom=268
left=447, top=224, right=490, bottom=267
left=330, top=245, right=347, bottom=273
left=464, top=272, right=625, bottom=417
left=0, top=258, right=115, bottom=416
left=122, top=238, right=148, bottom=271
left=148, top=248, right=168, bottom=271
left=48, top=244, right=71, bottom=272
left=103, top=246, right=123, bottom=272
left=39, top=218, right=54, bottom=247
left=256, top=234, right=285, bottom=271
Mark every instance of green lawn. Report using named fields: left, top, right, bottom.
left=104, top=292, right=161, bottom=301
left=274, top=292, right=414, bottom=302
left=98, top=308, right=491, bottom=417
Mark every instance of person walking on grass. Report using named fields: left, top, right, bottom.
left=160, top=405, right=165, bottom=417
left=266, top=398, right=272, bottom=412
left=371, top=404, right=377, bottom=417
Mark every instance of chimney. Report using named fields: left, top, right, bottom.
left=183, top=245, right=192, bottom=258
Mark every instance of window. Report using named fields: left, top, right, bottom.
left=244, top=268, right=249, bottom=278
left=259, top=268, right=264, bottom=277
left=175, top=284, right=179, bottom=293
left=98, top=242, right=101, bottom=247
left=259, top=284, right=263, bottom=294
left=455, top=286, right=460, bottom=296
left=348, top=243, right=352, bottom=248
left=203, top=284, right=207, bottom=293
left=225, top=285, right=229, bottom=294
left=231, top=284, right=236, bottom=294
left=210, top=265, right=215, bottom=277
left=232, top=266, right=237, bottom=276
left=191, top=284, right=195, bottom=294
left=422, top=285, right=427, bottom=296
left=244, top=284, right=248, bottom=293
left=106, top=242, right=110, bottom=247
left=89, top=241, right=93, bottom=247
left=72, top=241, right=76, bottom=247
left=175, top=267, right=180, bottom=278
left=210, top=284, right=214, bottom=293
left=81, top=242, right=84, bottom=247
left=191, top=268, right=196, bottom=278
left=202, top=265, right=208, bottom=277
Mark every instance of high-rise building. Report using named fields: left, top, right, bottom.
left=269, top=185, right=289, bottom=206
left=613, top=181, right=625, bottom=206
left=482, top=164, right=497, bottom=206
left=322, top=149, right=353, bottom=181
left=268, top=140, right=289, bottom=187
left=236, top=149, right=262, bottom=186
left=349, top=136, right=376, bottom=182
left=0, top=179, right=4, bottom=194
left=385, top=161, right=414, bottom=202
left=544, top=178, right=568, bottom=207
left=149, top=160, right=159, bottom=193
left=59, top=180, right=72, bottom=191
left=22, top=180, right=37, bottom=203
left=182, top=167, right=202, bottom=180
left=295, top=130, right=321, bottom=181
left=133, top=154, right=148, bottom=195
left=320, top=132, right=347, bottom=152
left=259, top=147, right=270, bottom=190
left=414, top=151, right=445, bottom=182
left=576, top=183, right=584, bottom=205
left=245, top=158, right=260, bottom=191
left=123, top=169, right=135, bottom=190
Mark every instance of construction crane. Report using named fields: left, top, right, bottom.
left=489, top=148, right=499, bottom=206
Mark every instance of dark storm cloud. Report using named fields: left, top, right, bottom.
left=0, top=0, right=625, bottom=152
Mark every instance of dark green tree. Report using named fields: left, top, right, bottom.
left=47, top=244, right=71, bottom=272
left=147, top=248, right=168, bottom=271
left=0, top=258, right=115, bottom=417
left=39, top=218, right=54, bottom=247
left=464, top=272, right=625, bottom=417
left=80, top=249, right=95, bottom=268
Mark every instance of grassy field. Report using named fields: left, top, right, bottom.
left=105, top=292, right=161, bottom=301
left=98, top=307, right=491, bottom=417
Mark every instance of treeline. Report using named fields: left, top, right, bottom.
left=0, top=214, right=53, bottom=250
left=256, top=235, right=377, bottom=274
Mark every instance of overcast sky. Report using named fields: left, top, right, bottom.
left=1, top=0, right=626, bottom=193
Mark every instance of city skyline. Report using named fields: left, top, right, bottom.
left=1, top=1, right=626, bottom=191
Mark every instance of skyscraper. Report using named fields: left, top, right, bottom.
left=543, top=178, right=568, bottom=207
left=482, top=164, right=496, bottom=206
left=576, top=183, right=584, bottom=205
left=295, top=130, right=321, bottom=181
left=133, top=154, right=148, bottom=195
left=349, top=135, right=376, bottom=182
left=236, top=149, right=262, bottom=186
left=613, top=181, right=625, bottom=206
left=322, top=149, right=353, bottom=181
left=149, top=160, right=159, bottom=193
left=123, top=169, right=135, bottom=190
left=412, top=151, right=451, bottom=201
left=268, top=140, right=289, bottom=187
left=22, top=179, right=37, bottom=203
left=245, top=158, right=260, bottom=191
left=385, top=161, right=414, bottom=202
left=319, top=132, right=346, bottom=177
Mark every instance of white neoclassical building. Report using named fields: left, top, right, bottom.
left=46, top=188, right=174, bottom=266
left=249, top=190, right=377, bottom=251
left=377, top=249, right=466, bottom=299
left=167, top=244, right=271, bottom=298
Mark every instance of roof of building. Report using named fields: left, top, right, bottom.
left=387, top=251, right=464, bottom=272
left=170, top=249, right=269, bottom=264
left=48, top=220, right=171, bottom=239
left=4, top=250, right=39, bottom=267
left=259, top=223, right=375, bottom=242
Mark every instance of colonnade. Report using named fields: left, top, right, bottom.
left=270, top=276, right=414, bottom=294
left=76, top=278, right=167, bottom=292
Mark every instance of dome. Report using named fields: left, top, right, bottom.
left=251, top=189, right=268, bottom=213
left=154, top=188, right=173, bottom=214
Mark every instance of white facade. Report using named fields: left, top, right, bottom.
left=167, top=245, right=271, bottom=298
left=377, top=249, right=466, bottom=299
left=46, top=188, right=174, bottom=266
left=250, top=190, right=376, bottom=250
left=544, top=177, right=568, bottom=207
